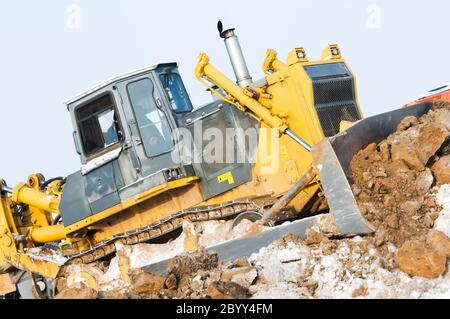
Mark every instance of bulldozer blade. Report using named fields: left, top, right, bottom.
left=312, top=102, right=433, bottom=236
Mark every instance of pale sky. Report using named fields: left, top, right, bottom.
left=0, top=0, right=448, bottom=185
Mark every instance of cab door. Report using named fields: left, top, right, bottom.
left=116, top=74, right=181, bottom=196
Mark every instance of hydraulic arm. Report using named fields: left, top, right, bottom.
left=195, top=53, right=312, bottom=152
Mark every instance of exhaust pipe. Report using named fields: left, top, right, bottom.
left=217, top=21, right=253, bottom=88
left=0, top=179, right=12, bottom=193
left=2, top=186, right=12, bottom=194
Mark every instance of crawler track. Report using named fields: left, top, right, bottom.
left=58, top=200, right=263, bottom=275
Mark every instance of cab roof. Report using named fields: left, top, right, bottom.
left=65, top=62, right=177, bottom=106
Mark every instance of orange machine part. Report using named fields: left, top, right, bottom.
left=417, top=90, right=450, bottom=103
left=404, top=88, right=450, bottom=108
left=0, top=273, right=16, bottom=295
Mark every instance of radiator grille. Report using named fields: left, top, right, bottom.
left=316, top=104, right=361, bottom=138
left=304, top=63, right=361, bottom=137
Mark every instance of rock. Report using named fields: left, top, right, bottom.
left=98, top=290, right=125, bottom=299
left=306, top=228, right=328, bottom=245
left=123, top=291, right=143, bottom=299
left=55, top=286, right=98, bottom=299
left=385, top=214, right=399, bottom=229
left=164, top=273, right=178, bottom=290
left=232, top=258, right=251, bottom=268
left=379, top=141, right=391, bottom=161
left=351, top=184, right=362, bottom=196
left=399, top=200, right=421, bottom=215
left=362, top=172, right=373, bottom=182
left=131, top=271, right=165, bottom=295
left=423, top=213, right=434, bottom=228
left=190, top=275, right=204, bottom=291
left=430, top=211, right=440, bottom=221
left=229, top=269, right=258, bottom=289
left=321, top=241, right=338, bottom=256
left=415, top=169, right=434, bottom=195
left=64, top=264, right=104, bottom=291
left=221, top=266, right=258, bottom=288
left=280, top=232, right=305, bottom=245
left=221, top=267, right=253, bottom=281
left=416, top=124, right=450, bottom=165
left=391, top=143, right=424, bottom=170
left=431, top=155, right=450, bottom=185
left=352, top=284, right=369, bottom=298
left=373, top=169, right=388, bottom=178
left=426, top=230, right=450, bottom=258
left=374, top=229, right=386, bottom=247
left=396, top=240, right=447, bottom=279
left=396, top=116, right=418, bottom=132
left=117, top=249, right=131, bottom=284
left=315, top=214, right=339, bottom=235
left=206, top=281, right=251, bottom=299
left=189, top=291, right=203, bottom=299
left=167, top=249, right=218, bottom=280
left=301, top=278, right=318, bottom=295
left=54, top=277, right=67, bottom=294
left=160, top=289, right=178, bottom=299
left=204, top=270, right=222, bottom=287
left=177, top=275, right=191, bottom=294
left=183, top=221, right=200, bottom=253
left=383, top=195, right=395, bottom=208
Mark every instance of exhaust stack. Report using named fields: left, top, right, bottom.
left=218, top=21, right=253, bottom=88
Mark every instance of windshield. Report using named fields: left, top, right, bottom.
left=159, top=73, right=193, bottom=113
left=127, top=78, right=174, bottom=157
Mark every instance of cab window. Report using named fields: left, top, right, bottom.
left=76, top=94, right=121, bottom=157
left=159, top=73, right=193, bottom=113
left=127, top=78, right=174, bottom=157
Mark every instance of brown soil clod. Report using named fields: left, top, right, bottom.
left=306, top=228, right=329, bottom=245
left=131, top=271, right=165, bottom=296
left=206, top=281, right=251, bottom=299
left=431, top=155, right=450, bottom=185
left=396, top=116, right=419, bottom=132
left=352, top=284, right=369, bottom=298
left=166, top=248, right=219, bottom=280
left=396, top=240, right=446, bottom=279
left=426, top=230, right=450, bottom=258
left=164, top=273, right=178, bottom=290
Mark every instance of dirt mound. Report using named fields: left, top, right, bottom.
left=349, top=102, right=450, bottom=260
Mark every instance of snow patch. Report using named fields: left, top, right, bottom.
left=435, top=184, right=450, bottom=237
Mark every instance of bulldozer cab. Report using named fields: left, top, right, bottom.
left=60, top=64, right=198, bottom=225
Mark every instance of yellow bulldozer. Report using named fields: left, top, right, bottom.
left=0, top=22, right=432, bottom=298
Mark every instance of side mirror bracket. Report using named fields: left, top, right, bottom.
left=73, top=131, right=81, bottom=155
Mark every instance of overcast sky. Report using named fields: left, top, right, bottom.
left=0, top=0, right=448, bottom=185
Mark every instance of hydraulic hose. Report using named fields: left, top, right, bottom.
left=40, top=177, right=65, bottom=190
